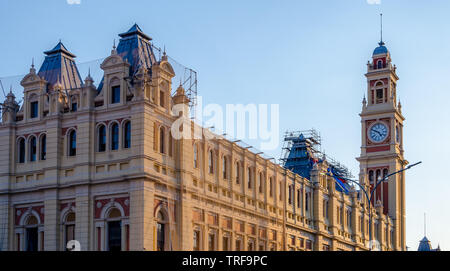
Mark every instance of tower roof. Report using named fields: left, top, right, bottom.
left=373, top=41, right=389, bottom=56
left=38, top=41, right=82, bottom=91
left=44, top=41, right=76, bottom=58
left=116, top=24, right=157, bottom=75
left=119, top=23, right=152, bottom=41
left=98, top=24, right=157, bottom=92
left=418, top=236, right=433, bottom=251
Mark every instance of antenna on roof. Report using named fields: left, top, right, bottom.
left=424, top=212, right=427, bottom=237
left=379, top=13, right=384, bottom=46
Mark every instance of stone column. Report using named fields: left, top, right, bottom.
left=129, top=179, right=154, bottom=251
left=0, top=195, right=11, bottom=251
left=75, top=185, right=91, bottom=251
left=44, top=189, right=59, bottom=250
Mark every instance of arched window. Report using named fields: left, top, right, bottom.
left=222, top=156, right=228, bottom=179
left=193, top=144, right=198, bottom=168
left=29, top=136, right=36, bottom=162
left=18, top=138, right=25, bottom=163
left=156, top=211, right=166, bottom=251
left=247, top=167, right=252, bottom=189
left=110, top=123, right=119, bottom=150
left=383, top=168, right=388, bottom=179
left=98, top=125, right=106, bottom=152
left=25, top=215, right=39, bottom=251
left=193, top=229, right=201, bottom=251
left=68, top=130, right=76, bottom=156
left=368, top=170, right=374, bottom=184
left=107, top=208, right=122, bottom=251
left=64, top=212, right=76, bottom=250
left=159, top=127, right=165, bottom=154
left=123, top=121, right=131, bottom=149
left=40, top=135, right=46, bottom=160
left=377, top=60, right=383, bottom=69
left=208, top=150, right=214, bottom=174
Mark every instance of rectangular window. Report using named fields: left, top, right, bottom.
left=235, top=239, right=241, bottom=251
left=223, top=236, right=229, bottom=251
left=306, top=240, right=312, bottom=250
left=160, top=91, right=165, bottom=107
left=376, top=89, right=383, bottom=103
left=288, top=185, right=292, bottom=205
left=193, top=230, right=200, bottom=251
left=65, top=225, right=75, bottom=250
left=71, top=103, right=77, bottom=112
left=305, top=193, right=309, bottom=212
left=30, top=101, right=38, bottom=118
left=111, top=86, right=120, bottom=104
left=279, top=182, right=282, bottom=200
left=208, top=233, right=215, bottom=251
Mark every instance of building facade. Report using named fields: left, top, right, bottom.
left=0, top=25, right=406, bottom=251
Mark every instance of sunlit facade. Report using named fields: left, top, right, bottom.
left=0, top=25, right=406, bottom=251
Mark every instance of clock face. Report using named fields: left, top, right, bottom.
left=369, top=123, right=388, bottom=143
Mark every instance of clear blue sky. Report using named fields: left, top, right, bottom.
left=1, top=0, right=449, bottom=250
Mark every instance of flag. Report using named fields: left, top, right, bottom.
left=329, top=167, right=350, bottom=193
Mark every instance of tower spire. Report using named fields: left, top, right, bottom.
left=379, top=13, right=385, bottom=46
left=424, top=212, right=427, bottom=237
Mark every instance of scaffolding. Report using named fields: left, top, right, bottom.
left=280, top=128, right=353, bottom=179
left=0, top=43, right=198, bottom=122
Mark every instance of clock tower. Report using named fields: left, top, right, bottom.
left=357, top=37, right=408, bottom=251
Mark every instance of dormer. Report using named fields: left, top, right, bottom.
left=151, top=53, right=175, bottom=112
left=99, top=46, right=130, bottom=108
left=20, top=62, right=46, bottom=122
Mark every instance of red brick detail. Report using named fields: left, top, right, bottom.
left=370, top=78, right=388, bottom=87
left=367, top=145, right=390, bottom=153
left=15, top=205, right=45, bottom=226
left=62, top=126, right=77, bottom=136
left=94, top=197, right=130, bottom=219
left=60, top=202, right=76, bottom=211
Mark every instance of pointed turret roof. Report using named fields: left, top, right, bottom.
left=44, top=41, right=76, bottom=58
left=119, top=23, right=152, bottom=41
left=98, top=24, right=157, bottom=93
left=116, top=24, right=156, bottom=76
left=418, top=236, right=433, bottom=251
left=38, top=41, right=82, bottom=91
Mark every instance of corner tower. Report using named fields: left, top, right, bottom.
left=357, top=36, right=408, bottom=250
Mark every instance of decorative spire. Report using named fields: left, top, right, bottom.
left=30, top=57, right=36, bottom=74
left=379, top=13, right=385, bottom=46
left=111, top=39, right=117, bottom=55
left=424, top=212, right=427, bottom=237
left=161, top=45, right=168, bottom=61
